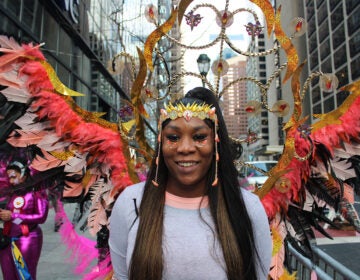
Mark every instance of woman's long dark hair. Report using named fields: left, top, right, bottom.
left=129, top=87, right=260, bottom=280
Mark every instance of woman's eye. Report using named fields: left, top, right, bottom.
left=166, top=135, right=179, bottom=142
left=193, top=134, right=208, bottom=142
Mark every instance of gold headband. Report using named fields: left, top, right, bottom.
left=159, top=102, right=218, bottom=124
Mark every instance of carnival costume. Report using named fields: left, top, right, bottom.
left=0, top=1, right=359, bottom=279
left=0, top=190, right=49, bottom=280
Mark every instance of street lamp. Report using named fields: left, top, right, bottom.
left=197, top=53, right=211, bottom=87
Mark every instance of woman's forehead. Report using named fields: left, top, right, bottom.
left=164, top=117, right=211, bottom=130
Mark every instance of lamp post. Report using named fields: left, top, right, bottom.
left=197, top=53, right=211, bottom=87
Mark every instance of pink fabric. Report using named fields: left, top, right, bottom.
left=165, top=192, right=208, bottom=209
left=0, top=191, right=49, bottom=280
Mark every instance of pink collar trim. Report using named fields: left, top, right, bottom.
left=165, top=192, right=208, bottom=209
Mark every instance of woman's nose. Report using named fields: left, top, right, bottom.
left=177, top=137, right=195, bottom=153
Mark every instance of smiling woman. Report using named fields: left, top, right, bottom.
left=109, top=87, right=272, bottom=280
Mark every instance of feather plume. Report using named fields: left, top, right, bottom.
left=64, top=152, right=88, bottom=173
left=30, top=151, right=66, bottom=171
left=37, top=133, right=69, bottom=151
left=0, top=35, right=23, bottom=50
left=6, top=129, right=47, bottom=146
left=269, top=217, right=287, bottom=279
left=14, top=111, right=51, bottom=131
left=58, top=211, right=98, bottom=275
left=87, top=178, right=113, bottom=236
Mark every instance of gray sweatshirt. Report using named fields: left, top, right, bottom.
left=109, top=182, right=272, bottom=280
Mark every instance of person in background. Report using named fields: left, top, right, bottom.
left=109, top=87, right=272, bottom=280
left=0, top=159, right=49, bottom=280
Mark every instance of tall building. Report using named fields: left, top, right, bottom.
left=0, top=0, right=130, bottom=122
left=303, top=0, right=360, bottom=122
left=222, top=56, right=248, bottom=139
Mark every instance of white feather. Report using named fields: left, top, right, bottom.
left=64, top=152, right=88, bottom=173
left=37, top=133, right=70, bottom=151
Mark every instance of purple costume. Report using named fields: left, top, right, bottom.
left=0, top=191, right=49, bottom=280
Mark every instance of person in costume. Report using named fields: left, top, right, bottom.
left=109, top=87, right=272, bottom=280
left=0, top=159, right=49, bottom=280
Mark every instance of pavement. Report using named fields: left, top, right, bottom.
left=37, top=203, right=97, bottom=280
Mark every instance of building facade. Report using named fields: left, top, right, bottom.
left=304, top=0, right=360, bottom=121
left=222, top=56, right=248, bottom=139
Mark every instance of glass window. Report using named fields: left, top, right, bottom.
left=309, top=33, right=317, bottom=53
left=347, top=6, right=360, bottom=34
left=334, top=45, right=346, bottom=69
left=312, top=86, right=321, bottom=104
left=330, top=0, right=340, bottom=11
left=346, top=0, right=360, bottom=15
left=319, top=19, right=329, bottom=43
left=58, top=29, right=72, bottom=66
left=320, top=38, right=330, bottom=60
left=3, top=0, right=21, bottom=18
left=349, top=31, right=360, bottom=58
left=317, top=0, right=324, bottom=8
left=42, top=10, right=59, bottom=53
left=323, top=96, right=334, bottom=112
left=310, top=50, right=318, bottom=70
left=308, top=15, right=316, bottom=36
left=336, top=90, right=350, bottom=106
left=22, top=0, right=42, bottom=36
left=332, top=23, right=345, bottom=50
left=313, top=103, right=321, bottom=114
left=317, top=3, right=327, bottom=25
left=331, top=4, right=343, bottom=30
left=336, top=66, right=349, bottom=88
left=351, top=56, right=360, bottom=80
left=321, top=57, right=332, bottom=73
left=0, top=13, right=20, bottom=37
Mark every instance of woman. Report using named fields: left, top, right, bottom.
left=0, top=159, right=49, bottom=280
left=109, top=87, right=272, bottom=280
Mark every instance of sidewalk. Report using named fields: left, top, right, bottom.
left=37, top=203, right=96, bottom=280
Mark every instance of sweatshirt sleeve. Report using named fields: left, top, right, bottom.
left=109, top=183, right=143, bottom=280
left=242, top=189, right=272, bottom=280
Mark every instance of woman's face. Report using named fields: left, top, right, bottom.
left=161, top=116, right=214, bottom=197
left=6, top=169, right=25, bottom=186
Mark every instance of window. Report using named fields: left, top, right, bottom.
left=318, top=19, right=329, bottom=43
left=351, top=56, right=360, bottom=80
left=349, top=31, right=360, bottom=58
left=317, top=3, right=327, bottom=25
left=312, top=86, right=321, bottom=104
left=321, top=57, right=332, bottom=73
left=320, top=38, right=330, bottom=60
left=336, top=66, right=349, bottom=88
left=332, top=23, right=345, bottom=50
left=331, top=5, right=343, bottom=30
left=334, top=45, right=346, bottom=69
left=336, top=90, right=351, bottom=107
left=310, top=50, right=318, bottom=70
left=323, top=96, right=334, bottom=112
left=346, top=0, right=360, bottom=15
left=347, top=6, right=360, bottom=34
left=313, top=103, right=322, bottom=114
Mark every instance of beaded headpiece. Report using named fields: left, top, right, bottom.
left=152, top=101, right=219, bottom=187
left=159, top=102, right=218, bottom=124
